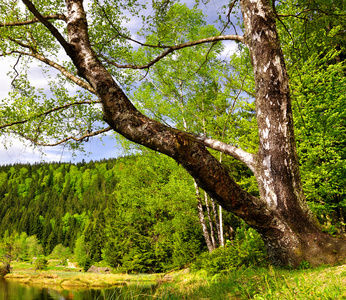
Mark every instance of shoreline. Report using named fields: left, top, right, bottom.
left=3, top=269, right=162, bottom=289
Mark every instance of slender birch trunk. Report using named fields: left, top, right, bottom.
left=203, top=191, right=216, bottom=248
left=194, top=182, right=214, bottom=252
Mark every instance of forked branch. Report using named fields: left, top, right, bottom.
left=21, top=0, right=73, bottom=57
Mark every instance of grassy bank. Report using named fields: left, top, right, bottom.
left=4, top=260, right=160, bottom=288
left=4, top=261, right=346, bottom=299
left=154, top=264, right=346, bottom=299
left=5, top=271, right=160, bottom=288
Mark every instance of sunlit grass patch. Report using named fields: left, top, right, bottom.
left=154, top=264, right=346, bottom=300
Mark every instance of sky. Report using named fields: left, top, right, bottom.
left=0, top=0, right=239, bottom=166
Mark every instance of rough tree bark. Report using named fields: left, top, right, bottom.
left=19, top=0, right=346, bottom=267
left=238, top=0, right=346, bottom=265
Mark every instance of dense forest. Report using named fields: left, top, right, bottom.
left=0, top=151, right=246, bottom=272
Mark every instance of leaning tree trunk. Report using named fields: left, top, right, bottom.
left=58, top=0, right=346, bottom=267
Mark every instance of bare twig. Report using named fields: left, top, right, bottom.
left=221, top=73, right=248, bottom=140
left=10, top=54, right=22, bottom=88
left=221, top=0, right=238, bottom=35
left=95, top=0, right=170, bottom=50
left=278, top=8, right=346, bottom=18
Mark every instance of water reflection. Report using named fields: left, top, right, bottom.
left=0, top=277, right=157, bottom=300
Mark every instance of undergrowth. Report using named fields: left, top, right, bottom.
left=191, top=226, right=269, bottom=275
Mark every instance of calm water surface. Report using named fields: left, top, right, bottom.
left=0, top=277, right=157, bottom=300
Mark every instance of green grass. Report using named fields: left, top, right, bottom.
left=153, top=264, right=346, bottom=299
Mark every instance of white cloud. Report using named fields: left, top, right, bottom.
left=220, top=41, right=239, bottom=58
left=0, top=58, right=16, bottom=100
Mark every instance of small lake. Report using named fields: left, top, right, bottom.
left=0, top=277, right=157, bottom=300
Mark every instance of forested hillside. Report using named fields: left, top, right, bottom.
left=0, top=152, right=242, bottom=272
left=0, top=156, right=116, bottom=254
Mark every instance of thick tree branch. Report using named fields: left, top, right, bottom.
left=102, top=35, right=245, bottom=70
left=198, top=136, right=256, bottom=173
left=0, top=14, right=66, bottom=27
left=0, top=100, right=100, bottom=130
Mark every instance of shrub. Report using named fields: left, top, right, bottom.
left=191, top=226, right=269, bottom=275
left=34, top=256, right=48, bottom=270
